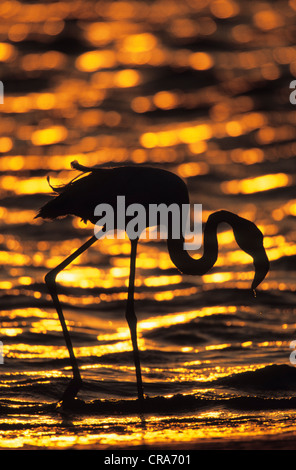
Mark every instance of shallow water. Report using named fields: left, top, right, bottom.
left=0, top=0, right=296, bottom=450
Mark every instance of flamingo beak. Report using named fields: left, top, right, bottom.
left=231, top=214, right=270, bottom=294
left=251, top=250, right=270, bottom=294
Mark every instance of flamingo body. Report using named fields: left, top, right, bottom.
left=36, top=162, right=269, bottom=405
left=36, top=165, right=189, bottom=226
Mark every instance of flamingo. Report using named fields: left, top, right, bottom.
left=35, top=161, right=269, bottom=405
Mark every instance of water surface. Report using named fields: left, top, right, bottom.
left=0, top=0, right=296, bottom=450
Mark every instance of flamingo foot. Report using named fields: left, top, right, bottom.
left=58, top=377, right=84, bottom=409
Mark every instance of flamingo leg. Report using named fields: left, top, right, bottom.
left=125, top=238, right=144, bottom=401
left=45, top=234, right=98, bottom=403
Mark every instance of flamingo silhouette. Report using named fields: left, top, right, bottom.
left=35, top=161, right=269, bottom=405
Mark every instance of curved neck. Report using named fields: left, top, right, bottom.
left=167, top=211, right=222, bottom=276
left=167, top=209, right=269, bottom=292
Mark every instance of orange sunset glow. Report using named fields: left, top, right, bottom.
left=0, top=0, right=295, bottom=453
